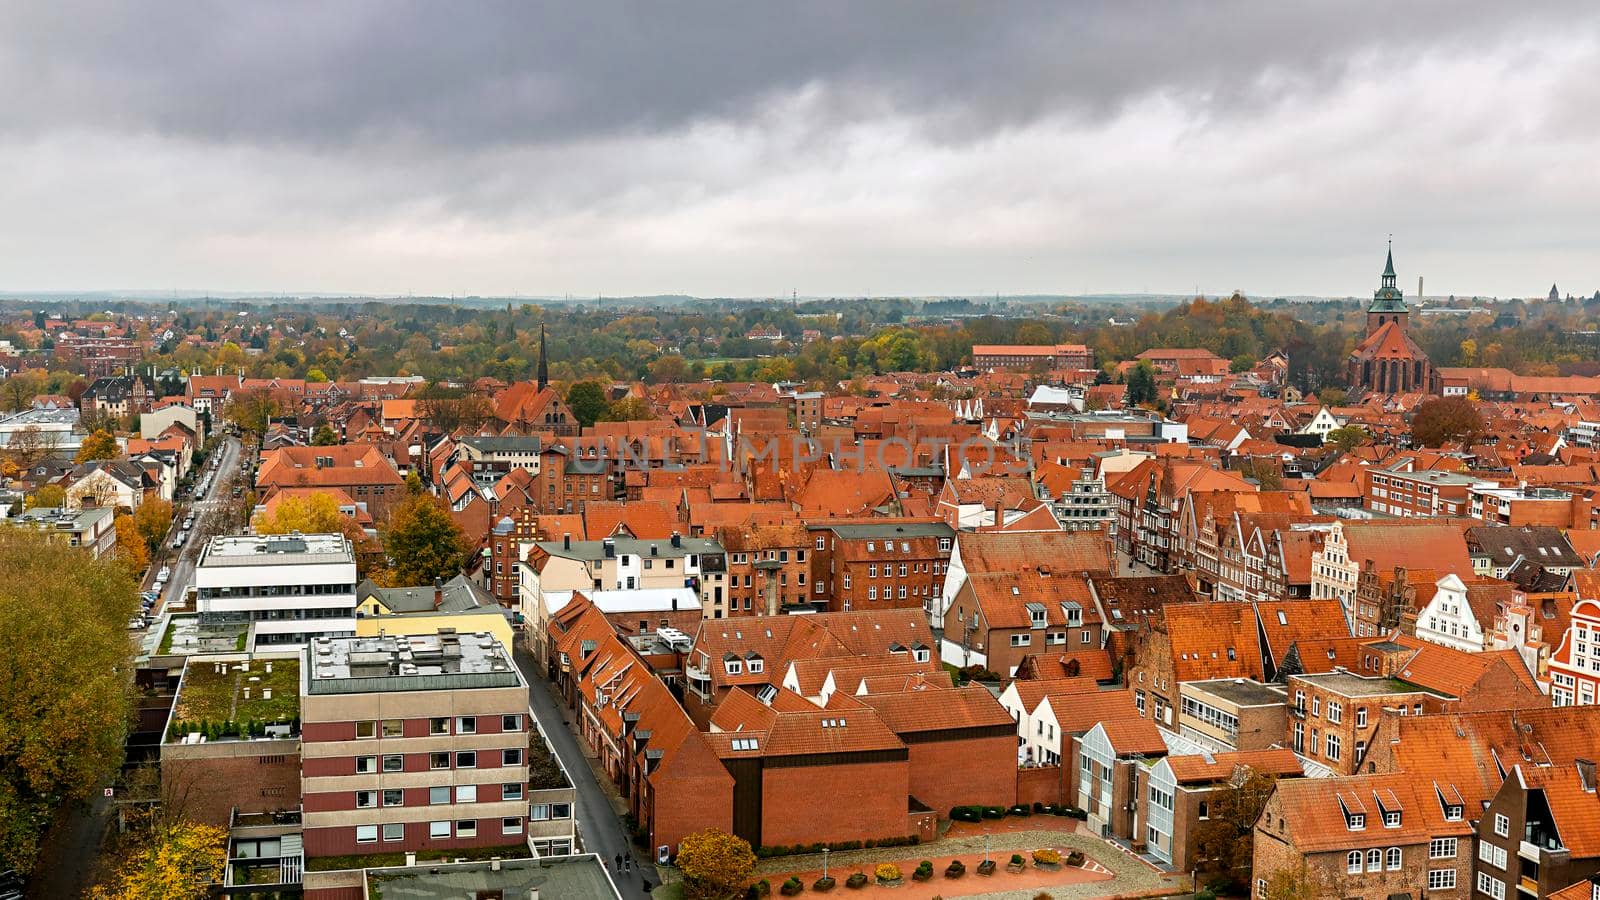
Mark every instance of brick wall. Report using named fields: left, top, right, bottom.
left=760, top=759, right=909, bottom=847
left=904, top=734, right=1016, bottom=814
left=1016, top=765, right=1065, bottom=808
left=161, top=742, right=301, bottom=827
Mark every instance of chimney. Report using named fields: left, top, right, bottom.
left=528, top=890, right=540, bottom=900
left=671, top=531, right=681, bottom=549
left=404, top=851, right=416, bottom=867
left=993, top=500, right=1004, bottom=528
left=563, top=532, right=571, bottom=550
left=490, top=857, right=502, bottom=871
left=603, top=538, right=615, bottom=558
left=433, top=577, right=444, bottom=609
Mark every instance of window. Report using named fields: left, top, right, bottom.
left=355, top=756, right=377, bottom=774
left=430, top=751, right=450, bottom=770
left=502, top=714, right=523, bottom=732
left=382, top=754, right=404, bottom=772
left=1493, top=813, right=1509, bottom=837
left=356, top=825, right=378, bottom=843
left=1479, top=840, right=1506, bottom=869
left=1356, top=707, right=1367, bottom=728
left=355, top=721, right=377, bottom=739
left=429, top=821, right=451, bottom=839
left=1197, top=801, right=1209, bottom=820
left=503, top=817, right=524, bottom=835
left=552, top=803, right=571, bottom=818
left=455, top=785, right=477, bottom=803
left=747, top=658, right=764, bottom=674
left=1476, top=872, right=1505, bottom=900
left=503, top=748, right=523, bottom=766
left=1365, top=849, right=1381, bottom=871
left=456, top=751, right=476, bottom=768
left=1346, top=851, right=1361, bottom=874
left=1312, top=697, right=1321, bottom=717
left=1010, top=633, right=1031, bottom=647
left=430, top=786, right=450, bottom=805
left=456, top=716, right=477, bottom=734
left=1385, top=847, right=1400, bottom=870
left=456, top=820, right=477, bottom=838
left=1327, top=702, right=1342, bottom=724
left=1383, top=810, right=1400, bottom=828
left=1429, top=837, right=1456, bottom=859
left=382, top=719, right=403, bottom=737
left=430, top=717, right=450, bottom=735
left=1428, top=869, right=1456, bottom=890
left=725, top=659, right=742, bottom=675
left=530, top=804, right=551, bottom=821
left=382, top=788, right=403, bottom=807
left=356, top=791, right=377, bottom=809
left=503, top=783, right=523, bottom=801
left=382, top=823, right=404, bottom=842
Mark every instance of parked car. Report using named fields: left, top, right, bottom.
left=127, top=616, right=147, bottom=630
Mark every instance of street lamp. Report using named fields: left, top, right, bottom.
left=822, top=848, right=829, bottom=881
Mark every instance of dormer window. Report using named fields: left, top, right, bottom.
left=1347, top=813, right=1366, bottom=831
left=725, top=659, right=742, bottom=675
left=1384, top=810, right=1401, bottom=827
left=1027, top=603, right=1047, bottom=628
left=1062, top=602, right=1082, bottom=627
left=746, top=655, right=765, bottom=674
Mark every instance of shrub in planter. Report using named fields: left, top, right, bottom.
left=981, top=806, right=1005, bottom=819
left=1032, top=801, right=1044, bottom=813
left=812, top=876, right=836, bottom=893
left=912, top=861, right=934, bottom=882
left=976, top=859, right=996, bottom=876
left=1196, top=890, right=1216, bottom=900
left=1008, top=804, right=1031, bottom=817
left=875, top=863, right=902, bottom=884
left=1067, top=806, right=1088, bottom=820
left=1006, top=853, right=1026, bottom=874
left=944, top=860, right=965, bottom=878
left=780, top=877, right=804, bottom=896
left=1032, top=848, right=1062, bottom=867
left=845, top=872, right=868, bottom=889
left=1064, top=850, right=1085, bottom=867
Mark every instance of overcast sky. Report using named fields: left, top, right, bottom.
left=2, top=2, right=1597, bottom=300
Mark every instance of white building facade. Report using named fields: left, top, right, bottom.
left=196, top=533, right=358, bottom=648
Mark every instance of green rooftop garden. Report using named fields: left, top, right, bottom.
left=168, top=656, right=300, bottom=742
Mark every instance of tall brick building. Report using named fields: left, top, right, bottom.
left=809, top=520, right=955, bottom=613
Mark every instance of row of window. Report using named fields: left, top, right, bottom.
left=355, top=817, right=523, bottom=844
left=354, top=714, right=522, bottom=739
left=355, top=782, right=525, bottom=808
left=1344, top=847, right=1402, bottom=873
left=354, top=748, right=524, bottom=773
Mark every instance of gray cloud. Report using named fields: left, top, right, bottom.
left=0, top=3, right=1597, bottom=296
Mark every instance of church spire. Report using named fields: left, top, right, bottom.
left=1383, top=239, right=1396, bottom=281
left=537, top=323, right=549, bottom=390
left=1370, top=239, right=1406, bottom=312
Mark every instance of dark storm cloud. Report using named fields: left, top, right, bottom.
left=0, top=1, right=1586, bottom=148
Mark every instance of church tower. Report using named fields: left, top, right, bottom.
left=537, top=323, right=549, bottom=391
left=1366, top=243, right=1409, bottom=337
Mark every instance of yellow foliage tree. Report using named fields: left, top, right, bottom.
left=253, top=491, right=350, bottom=535
left=89, top=820, right=227, bottom=900
left=132, top=498, right=174, bottom=551
left=75, top=429, right=119, bottom=462
left=676, top=827, right=755, bottom=900
left=24, top=483, right=65, bottom=510
left=115, top=514, right=150, bottom=578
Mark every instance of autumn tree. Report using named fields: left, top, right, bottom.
left=75, top=428, right=119, bottom=462
left=676, top=827, right=756, bottom=900
left=1259, top=860, right=1328, bottom=900
left=311, top=423, right=339, bottom=445
left=602, top=397, right=655, bottom=422
left=0, top=372, right=42, bottom=411
left=88, top=819, right=227, bottom=900
left=566, top=381, right=609, bottom=428
left=115, top=513, right=150, bottom=577
left=381, top=494, right=469, bottom=586
left=1409, top=396, right=1485, bottom=448
left=225, top=388, right=281, bottom=438
left=1190, top=768, right=1279, bottom=884
left=24, top=483, right=65, bottom=510
left=3, top=425, right=55, bottom=468
left=0, top=530, right=138, bottom=873
left=132, top=498, right=174, bottom=551
left=254, top=491, right=352, bottom=536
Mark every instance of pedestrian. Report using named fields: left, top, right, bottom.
left=614, top=852, right=622, bottom=870
left=624, top=855, right=633, bottom=873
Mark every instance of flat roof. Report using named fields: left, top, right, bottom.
left=1292, top=671, right=1437, bottom=698
left=1184, top=678, right=1287, bottom=707
left=306, top=630, right=521, bottom=695
left=199, top=533, right=353, bottom=567
left=536, top=536, right=722, bottom=561
left=365, top=853, right=619, bottom=900
left=168, top=654, right=301, bottom=742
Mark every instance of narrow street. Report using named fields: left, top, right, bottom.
left=513, top=645, right=657, bottom=899
left=142, top=434, right=242, bottom=616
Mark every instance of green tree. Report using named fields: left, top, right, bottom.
left=1190, top=768, right=1278, bottom=885
left=0, top=530, right=138, bottom=873
left=566, top=381, right=609, bottom=428
left=75, top=428, right=119, bottom=462
left=1259, top=860, right=1328, bottom=900
left=382, top=495, right=469, bottom=586
left=676, top=827, right=756, bottom=900
left=1125, top=361, right=1158, bottom=406
left=1324, top=425, right=1369, bottom=454
left=601, top=397, right=655, bottom=422
left=311, top=423, right=339, bottom=446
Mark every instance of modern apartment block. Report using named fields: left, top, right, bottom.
left=196, top=533, right=358, bottom=648
left=299, top=630, right=576, bottom=864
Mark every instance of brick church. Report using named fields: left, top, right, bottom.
left=1347, top=245, right=1433, bottom=395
